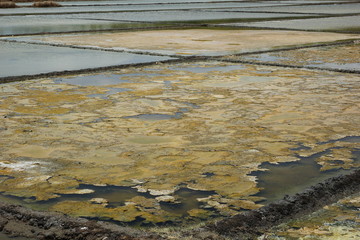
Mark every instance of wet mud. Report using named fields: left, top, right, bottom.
left=0, top=169, right=359, bottom=240
left=0, top=201, right=162, bottom=240
left=206, top=169, right=360, bottom=239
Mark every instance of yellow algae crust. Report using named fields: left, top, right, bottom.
left=0, top=61, right=359, bottom=223
left=38, top=29, right=360, bottom=55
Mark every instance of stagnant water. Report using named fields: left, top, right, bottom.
left=250, top=136, right=360, bottom=205
left=0, top=138, right=358, bottom=228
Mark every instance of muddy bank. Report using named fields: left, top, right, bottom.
left=206, top=168, right=360, bottom=239
left=0, top=201, right=162, bottom=240
left=0, top=169, right=359, bottom=239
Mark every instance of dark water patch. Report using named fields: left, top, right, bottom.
left=55, top=72, right=170, bottom=86
left=37, top=184, right=153, bottom=208
left=170, top=64, right=245, bottom=73
left=123, top=103, right=195, bottom=121
left=319, top=135, right=360, bottom=145
left=54, top=74, right=130, bottom=86
left=308, top=62, right=360, bottom=71
left=124, top=112, right=183, bottom=121
left=250, top=148, right=357, bottom=205
left=290, top=143, right=312, bottom=151
left=242, top=53, right=289, bottom=62
left=0, top=183, right=218, bottom=225
left=87, top=87, right=132, bottom=99
left=160, top=188, right=216, bottom=216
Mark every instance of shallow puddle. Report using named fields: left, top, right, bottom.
left=124, top=113, right=183, bottom=121
left=0, top=184, right=218, bottom=225
left=54, top=74, right=131, bottom=86
left=251, top=137, right=360, bottom=204
left=170, top=64, right=245, bottom=73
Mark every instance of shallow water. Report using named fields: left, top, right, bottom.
left=54, top=74, right=131, bottom=86
left=251, top=138, right=360, bottom=204
left=171, top=64, right=245, bottom=73
left=0, top=184, right=217, bottom=225
left=238, top=3, right=360, bottom=14
left=225, top=15, right=360, bottom=32
left=0, top=41, right=174, bottom=78
left=243, top=53, right=289, bottom=62
left=124, top=113, right=183, bottom=120
left=67, top=11, right=312, bottom=23
left=14, top=0, right=312, bottom=8
left=0, top=16, right=159, bottom=36
left=308, top=62, right=360, bottom=71
left=241, top=50, right=360, bottom=71
left=0, top=2, right=302, bottom=15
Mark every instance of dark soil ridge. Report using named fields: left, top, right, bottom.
left=0, top=169, right=359, bottom=239
left=0, top=202, right=163, bottom=240
left=204, top=168, right=360, bottom=239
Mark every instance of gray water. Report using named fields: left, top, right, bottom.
left=15, top=0, right=309, bottom=7
left=251, top=137, right=360, bottom=204
left=0, top=41, right=174, bottom=78
left=66, top=10, right=313, bottom=23
left=0, top=16, right=158, bottom=36
left=223, top=15, right=360, bottom=32
left=236, top=3, right=360, bottom=14
left=0, top=2, right=305, bottom=15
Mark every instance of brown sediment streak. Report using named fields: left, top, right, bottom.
left=206, top=168, right=360, bottom=238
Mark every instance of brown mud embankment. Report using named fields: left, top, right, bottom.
left=0, top=202, right=163, bottom=240
left=0, top=169, right=359, bottom=240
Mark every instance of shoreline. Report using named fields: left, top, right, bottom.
left=1, top=168, right=359, bottom=239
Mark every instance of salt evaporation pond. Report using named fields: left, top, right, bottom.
left=0, top=16, right=159, bottom=36
left=223, top=15, right=360, bottom=32
left=236, top=2, right=360, bottom=14
left=16, top=0, right=325, bottom=7
left=65, top=11, right=312, bottom=23
left=0, top=2, right=306, bottom=15
left=0, top=41, right=174, bottom=78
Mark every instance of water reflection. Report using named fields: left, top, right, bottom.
left=250, top=137, right=360, bottom=204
